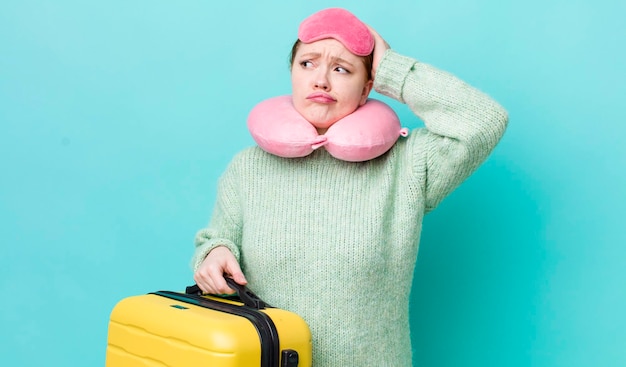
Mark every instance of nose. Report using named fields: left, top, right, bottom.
left=313, top=69, right=330, bottom=90
left=315, top=80, right=329, bottom=90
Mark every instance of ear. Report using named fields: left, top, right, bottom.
left=359, top=80, right=374, bottom=106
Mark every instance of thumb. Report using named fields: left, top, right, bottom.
left=225, top=262, right=247, bottom=285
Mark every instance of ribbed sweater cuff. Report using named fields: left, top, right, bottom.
left=373, top=49, right=418, bottom=103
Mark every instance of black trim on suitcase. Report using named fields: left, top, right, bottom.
left=151, top=290, right=281, bottom=367
left=185, top=279, right=269, bottom=309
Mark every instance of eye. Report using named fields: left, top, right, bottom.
left=334, top=66, right=350, bottom=74
left=300, top=60, right=313, bottom=68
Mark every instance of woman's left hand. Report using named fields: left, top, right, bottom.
left=366, top=25, right=390, bottom=81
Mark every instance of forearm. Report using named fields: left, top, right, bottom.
left=374, top=49, right=508, bottom=147
left=191, top=170, right=243, bottom=272
left=374, top=49, right=509, bottom=211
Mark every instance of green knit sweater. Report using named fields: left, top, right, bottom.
left=191, top=50, right=508, bottom=366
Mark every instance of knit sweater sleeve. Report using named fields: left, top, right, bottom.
left=373, top=49, right=508, bottom=212
left=190, top=157, right=244, bottom=272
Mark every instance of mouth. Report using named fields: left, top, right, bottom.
left=306, top=92, right=336, bottom=104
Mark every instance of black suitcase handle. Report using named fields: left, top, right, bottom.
left=185, top=277, right=269, bottom=309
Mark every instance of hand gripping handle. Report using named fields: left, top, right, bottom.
left=185, top=277, right=269, bottom=309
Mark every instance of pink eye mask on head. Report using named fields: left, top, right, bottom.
left=298, top=7, right=374, bottom=56
left=247, top=96, right=409, bottom=162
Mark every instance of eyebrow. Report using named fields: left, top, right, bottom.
left=298, top=52, right=355, bottom=67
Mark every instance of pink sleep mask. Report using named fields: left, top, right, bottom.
left=298, top=8, right=374, bottom=56
left=247, top=96, right=409, bottom=162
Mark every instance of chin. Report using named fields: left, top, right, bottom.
left=311, top=117, right=338, bottom=130
left=302, top=112, right=335, bottom=129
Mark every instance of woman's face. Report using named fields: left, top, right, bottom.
left=291, top=38, right=373, bottom=133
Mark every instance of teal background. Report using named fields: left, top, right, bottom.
left=1, top=0, right=624, bottom=366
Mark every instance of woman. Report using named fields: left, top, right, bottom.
left=191, top=8, right=508, bottom=366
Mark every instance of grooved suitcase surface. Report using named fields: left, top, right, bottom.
left=105, top=293, right=312, bottom=367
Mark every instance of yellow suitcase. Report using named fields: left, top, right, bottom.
left=105, top=279, right=312, bottom=367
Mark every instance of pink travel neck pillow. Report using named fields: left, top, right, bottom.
left=247, top=95, right=409, bottom=162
